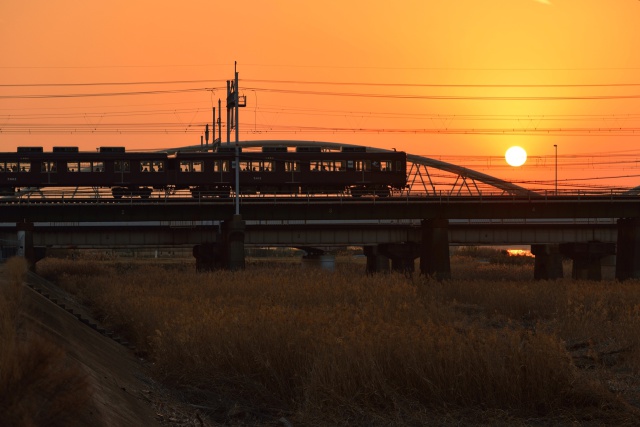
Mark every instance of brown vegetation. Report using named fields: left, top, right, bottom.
left=35, top=251, right=640, bottom=426
left=0, top=257, right=91, bottom=427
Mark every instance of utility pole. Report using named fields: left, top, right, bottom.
left=218, top=99, right=222, bottom=143
left=554, top=144, right=558, bottom=195
left=226, top=62, right=246, bottom=215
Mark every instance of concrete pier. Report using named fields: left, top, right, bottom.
left=531, top=244, right=563, bottom=280
left=376, top=243, right=420, bottom=274
left=363, top=245, right=390, bottom=274
left=420, top=218, right=451, bottom=280
left=192, top=242, right=225, bottom=272
left=615, top=218, right=640, bottom=280
left=16, top=221, right=45, bottom=270
left=17, top=220, right=35, bottom=269
left=193, top=215, right=245, bottom=271
left=224, top=214, right=246, bottom=271
left=559, top=242, right=616, bottom=281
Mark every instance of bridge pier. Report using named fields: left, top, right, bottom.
left=17, top=220, right=35, bottom=270
left=531, top=244, right=563, bottom=280
left=376, top=243, right=420, bottom=274
left=192, top=242, right=225, bottom=272
left=559, top=242, right=616, bottom=281
left=615, top=218, right=640, bottom=280
left=420, top=218, right=451, bottom=280
left=363, top=245, right=390, bottom=274
left=225, top=214, right=246, bottom=271
left=16, top=220, right=45, bottom=271
left=192, top=215, right=245, bottom=272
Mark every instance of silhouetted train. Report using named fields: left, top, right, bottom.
left=0, top=146, right=407, bottom=198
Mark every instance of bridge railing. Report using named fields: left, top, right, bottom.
left=2, top=187, right=635, bottom=205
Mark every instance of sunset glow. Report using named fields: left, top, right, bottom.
left=2, top=1, right=640, bottom=190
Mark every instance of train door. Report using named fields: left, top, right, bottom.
left=40, top=160, right=57, bottom=185
left=114, top=160, right=130, bottom=184
left=354, top=160, right=370, bottom=183
left=165, top=157, right=178, bottom=192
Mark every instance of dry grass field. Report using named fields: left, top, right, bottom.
left=25, top=249, right=640, bottom=425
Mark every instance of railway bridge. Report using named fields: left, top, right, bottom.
left=2, top=140, right=640, bottom=281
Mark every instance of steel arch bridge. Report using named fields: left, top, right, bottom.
left=169, top=139, right=535, bottom=197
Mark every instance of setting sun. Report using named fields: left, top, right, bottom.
left=505, top=146, right=527, bottom=167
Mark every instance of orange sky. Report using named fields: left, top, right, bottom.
left=2, top=0, right=640, bottom=191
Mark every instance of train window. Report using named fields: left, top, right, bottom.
left=114, top=160, right=130, bottom=173
left=317, top=161, right=344, bottom=172
left=93, top=162, right=104, bottom=172
left=41, top=161, right=57, bottom=173
left=0, top=162, right=4, bottom=172
left=6, top=162, right=18, bottom=173
left=141, top=160, right=165, bottom=172
left=179, top=161, right=203, bottom=172
left=239, top=160, right=273, bottom=172
left=19, top=162, right=31, bottom=172
left=80, top=161, right=92, bottom=172
left=67, top=161, right=79, bottom=172
left=381, top=161, right=393, bottom=172
left=285, top=161, right=299, bottom=173
left=261, top=161, right=274, bottom=172
left=354, top=160, right=371, bottom=172
left=214, top=160, right=229, bottom=172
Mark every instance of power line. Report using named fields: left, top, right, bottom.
left=0, top=79, right=226, bottom=88
left=0, top=87, right=221, bottom=100
left=244, top=86, right=640, bottom=101
left=5, top=78, right=640, bottom=89
left=244, top=78, right=640, bottom=89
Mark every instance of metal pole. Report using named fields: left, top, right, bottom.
left=218, top=99, right=222, bottom=143
left=234, top=62, right=240, bottom=215
left=554, top=144, right=558, bottom=195
left=226, top=81, right=231, bottom=145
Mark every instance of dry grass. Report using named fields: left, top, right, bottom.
left=36, top=253, right=640, bottom=426
left=0, top=257, right=92, bottom=427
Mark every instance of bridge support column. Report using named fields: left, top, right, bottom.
left=224, top=214, right=245, bottom=271
left=560, top=242, right=616, bottom=281
left=17, top=220, right=34, bottom=270
left=616, top=218, right=640, bottom=280
left=531, top=244, right=563, bottom=280
left=193, top=215, right=245, bottom=272
left=16, top=220, right=45, bottom=271
left=420, top=219, right=451, bottom=280
left=193, top=242, right=225, bottom=272
left=363, top=245, right=390, bottom=274
left=377, top=243, right=420, bottom=274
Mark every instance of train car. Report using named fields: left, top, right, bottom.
left=0, top=146, right=407, bottom=198
left=174, top=146, right=407, bottom=197
left=0, top=147, right=170, bottom=198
